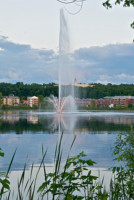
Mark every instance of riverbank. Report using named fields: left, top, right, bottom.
left=0, top=105, right=38, bottom=110
left=1, top=105, right=134, bottom=112
left=78, top=105, right=134, bottom=112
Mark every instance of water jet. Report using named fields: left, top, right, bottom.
left=50, top=9, right=76, bottom=113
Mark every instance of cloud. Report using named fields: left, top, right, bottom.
left=73, top=44, right=134, bottom=84
left=8, top=70, right=19, bottom=80
left=0, top=36, right=134, bottom=84
left=0, top=36, right=58, bottom=83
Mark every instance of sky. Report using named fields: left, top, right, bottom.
left=0, top=0, right=134, bottom=84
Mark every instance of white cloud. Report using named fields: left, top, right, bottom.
left=115, top=73, right=134, bottom=82
left=8, top=71, right=19, bottom=80
left=0, top=47, right=4, bottom=51
left=96, top=80, right=110, bottom=85
left=0, top=36, right=134, bottom=84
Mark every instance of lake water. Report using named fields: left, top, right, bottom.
left=0, top=110, right=133, bottom=172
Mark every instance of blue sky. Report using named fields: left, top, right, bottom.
left=0, top=0, right=134, bottom=84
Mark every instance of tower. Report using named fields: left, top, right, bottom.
left=74, top=78, right=77, bottom=86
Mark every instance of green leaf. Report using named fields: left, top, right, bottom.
left=0, top=178, right=10, bottom=190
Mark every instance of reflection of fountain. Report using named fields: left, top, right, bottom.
left=49, top=8, right=76, bottom=113
left=50, top=114, right=77, bottom=133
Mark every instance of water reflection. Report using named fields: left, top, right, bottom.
left=50, top=114, right=78, bottom=134
left=0, top=111, right=134, bottom=134
left=0, top=111, right=134, bottom=170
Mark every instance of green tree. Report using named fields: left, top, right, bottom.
left=38, top=95, right=44, bottom=104
left=57, top=0, right=134, bottom=30
left=103, top=0, right=134, bottom=29
left=90, top=99, right=97, bottom=109
left=110, top=129, right=134, bottom=199
left=0, top=92, right=3, bottom=105
left=128, top=103, right=133, bottom=108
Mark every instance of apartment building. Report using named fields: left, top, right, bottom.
left=112, top=96, right=131, bottom=107
left=3, top=94, right=20, bottom=106
left=27, top=96, right=38, bottom=107
left=75, top=98, right=92, bottom=107
left=96, top=96, right=134, bottom=107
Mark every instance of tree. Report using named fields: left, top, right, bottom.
left=57, top=0, right=85, bottom=14
left=103, top=0, right=134, bottom=9
left=57, top=0, right=134, bottom=29
left=38, top=95, right=44, bottom=104
left=90, top=99, right=97, bottom=109
left=103, top=0, right=134, bottom=28
left=57, top=0, right=83, bottom=4
left=128, top=103, right=133, bottom=108
left=0, top=92, right=3, bottom=105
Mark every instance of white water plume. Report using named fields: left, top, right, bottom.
left=59, top=9, right=75, bottom=100
left=49, top=8, right=77, bottom=113
left=49, top=95, right=76, bottom=113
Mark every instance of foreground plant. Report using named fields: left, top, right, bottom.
left=0, top=148, right=16, bottom=200
left=37, top=134, right=108, bottom=200
left=109, top=128, right=134, bottom=200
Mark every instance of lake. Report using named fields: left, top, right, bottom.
left=0, top=110, right=133, bottom=172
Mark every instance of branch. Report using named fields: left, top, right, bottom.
left=57, top=0, right=78, bottom=4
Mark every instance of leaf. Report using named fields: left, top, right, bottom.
left=0, top=148, right=4, bottom=158
left=86, top=159, right=96, bottom=166
left=131, top=22, right=134, bottom=29
left=103, top=0, right=112, bottom=9
left=0, top=178, right=10, bottom=190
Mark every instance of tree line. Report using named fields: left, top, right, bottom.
left=0, top=82, right=58, bottom=100
left=1, top=82, right=134, bottom=100
left=75, top=83, right=134, bottom=99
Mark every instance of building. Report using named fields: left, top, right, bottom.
left=96, top=96, right=134, bottom=107
left=96, top=98, right=104, bottom=107
left=74, top=78, right=94, bottom=88
left=112, top=96, right=131, bottom=107
left=22, top=100, right=28, bottom=105
left=103, top=97, right=114, bottom=107
left=27, top=96, right=38, bottom=107
left=3, top=94, right=20, bottom=106
left=129, top=97, right=134, bottom=106
left=75, top=98, right=92, bottom=107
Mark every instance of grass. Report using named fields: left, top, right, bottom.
left=0, top=130, right=134, bottom=199
left=0, top=105, right=39, bottom=110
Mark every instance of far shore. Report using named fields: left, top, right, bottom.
left=1, top=106, right=134, bottom=113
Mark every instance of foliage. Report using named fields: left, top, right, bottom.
left=90, top=100, right=97, bottom=109
left=0, top=105, right=38, bottom=110
left=0, top=134, right=108, bottom=200
left=0, top=82, right=58, bottom=100
left=41, top=99, right=55, bottom=110
left=57, top=0, right=82, bottom=4
left=110, top=129, right=134, bottom=199
left=75, top=83, right=134, bottom=99
left=128, top=103, right=133, bottom=108
left=0, top=93, right=2, bottom=105
left=1, top=82, right=134, bottom=100
left=38, top=95, right=44, bottom=104
left=0, top=148, right=16, bottom=199
left=38, top=150, right=107, bottom=199
left=0, top=147, right=10, bottom=197
left=103, top=0, right=134, bottom=9
left=113, top=128, right=134, bottom=168
left=103, top=0, right=134, bottom=30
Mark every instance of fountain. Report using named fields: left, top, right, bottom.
left=49, top=8, right=76, bottom=113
